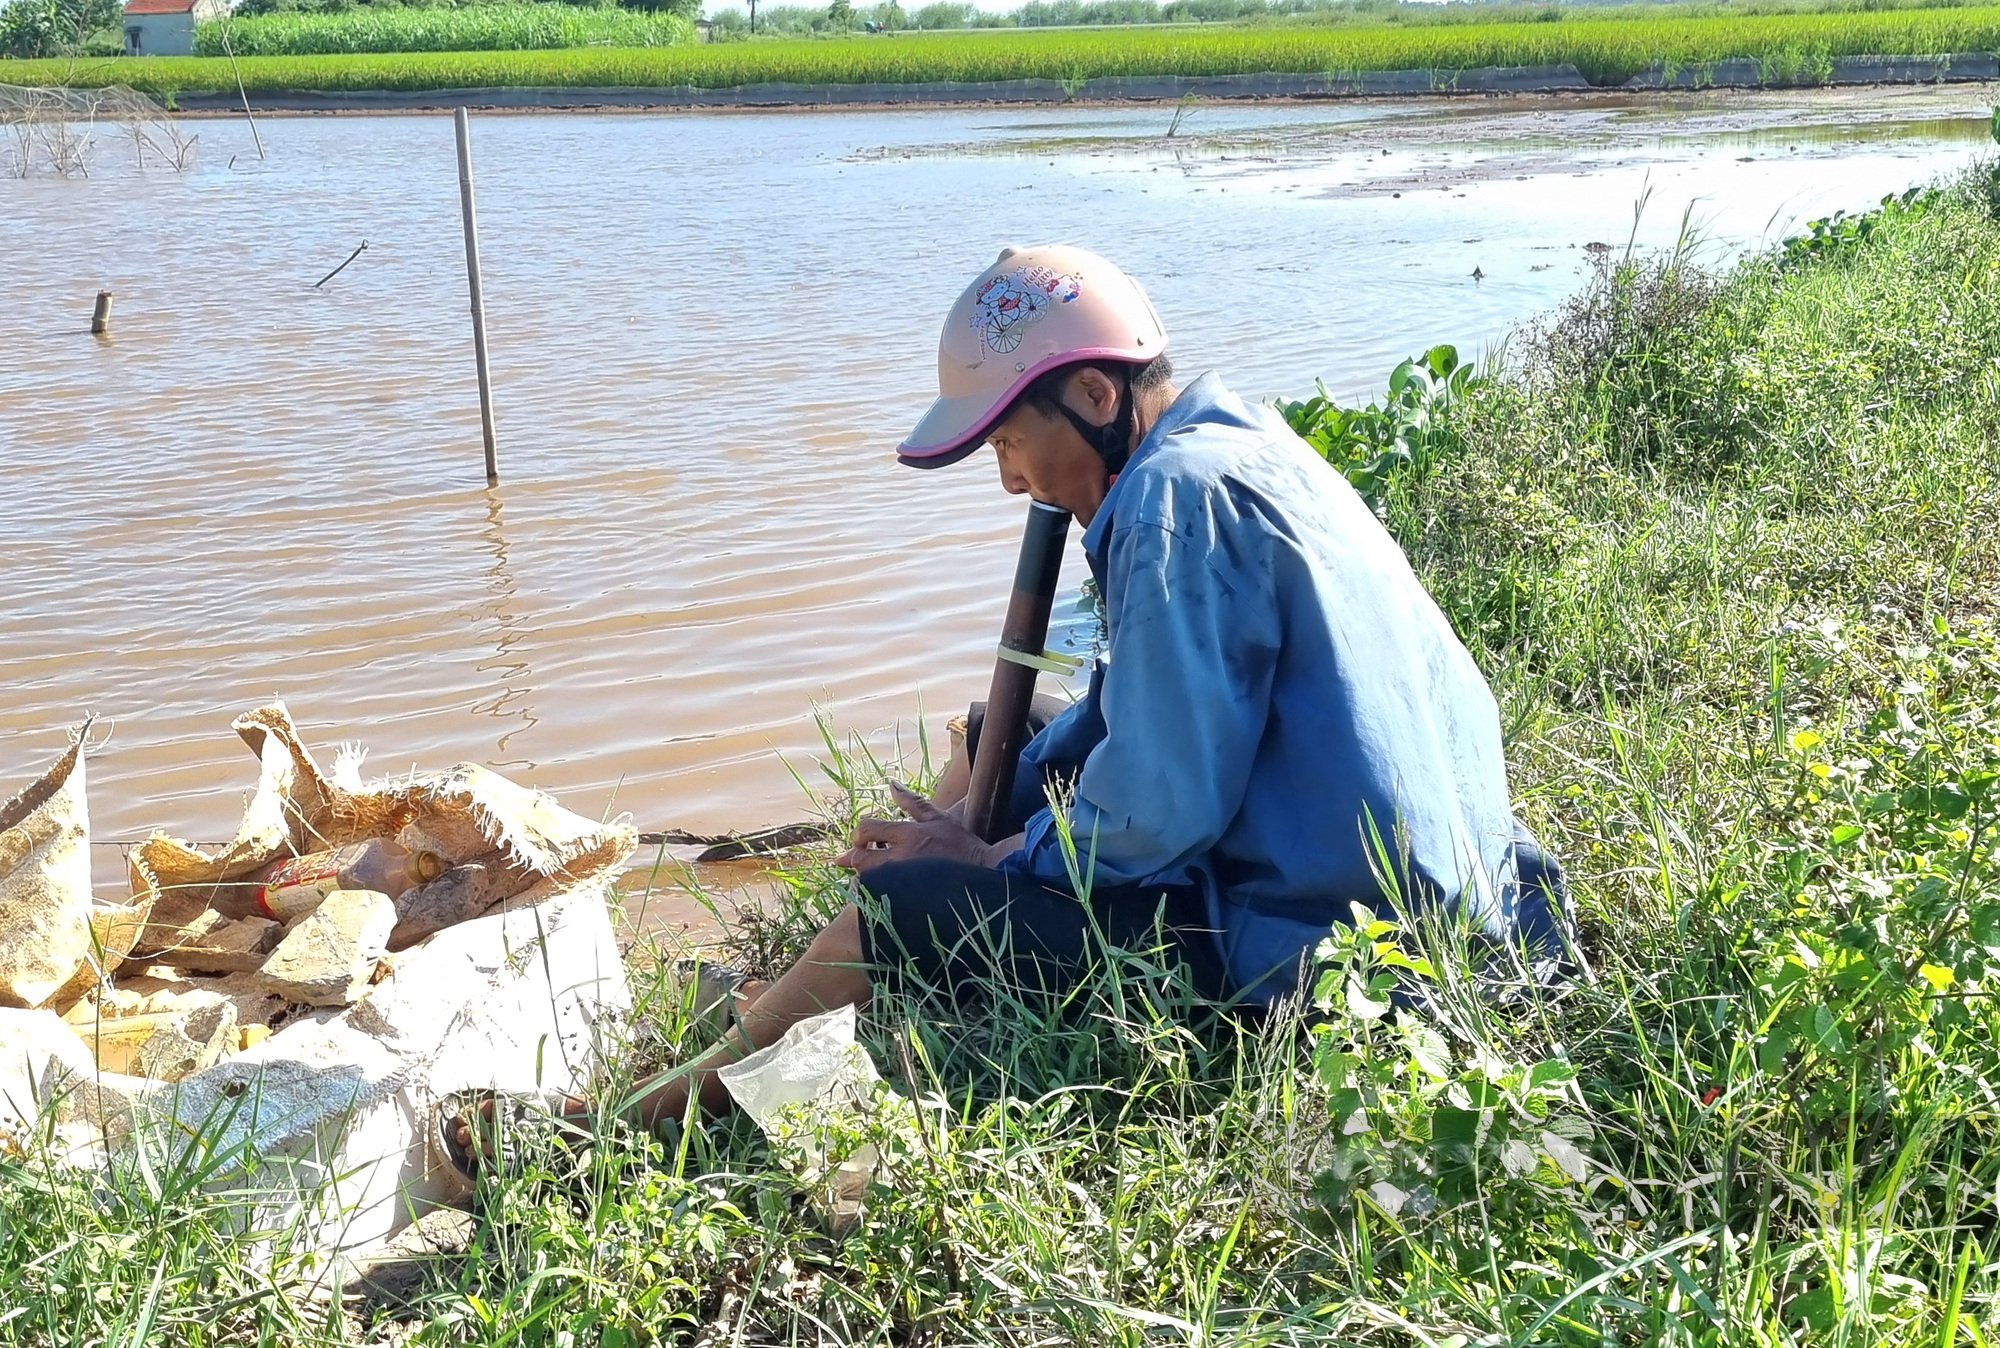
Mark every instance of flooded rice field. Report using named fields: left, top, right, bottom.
left=3, top=83, right=1995, bottom=898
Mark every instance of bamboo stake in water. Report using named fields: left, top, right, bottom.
left=454, top=107, right=499, bottom=487
left=218, top=20, right=265, bottom=160
left=90, top=290, right=112, bottom=335
left=962, top=500, right=1073, bottom=844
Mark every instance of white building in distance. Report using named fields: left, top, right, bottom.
left=123, top=0, right=228, bottom=57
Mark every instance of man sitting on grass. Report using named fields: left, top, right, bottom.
left=451, top=244, right=1564, bottom=1158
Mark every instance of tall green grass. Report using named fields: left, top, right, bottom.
left=3, top=169, right=1999, bottom=1343
left=10, top=4, right=2000, bottom=90
left=194, top=5, right=689, bottom=57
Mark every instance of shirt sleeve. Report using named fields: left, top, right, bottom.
left=1001, top=486, right=1281, bottom=888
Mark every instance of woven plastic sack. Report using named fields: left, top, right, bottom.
left=391, top=762, right=637, bottom=905
left=31, top=881, right=630, bottom=1253
left=35, top=701, right=640, bottom=1256
left=0, top=727, right=98, bottom=1008
left=129, top=703, right=407, bottom=932
left=130, top=702, right=634, bottom=935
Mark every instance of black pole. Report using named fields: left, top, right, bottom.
left=962, top=500, right=1072, bottom=844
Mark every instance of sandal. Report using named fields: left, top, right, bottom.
left=434, top=1088, right=588, bottom=1185
left=670, top=958, right=753, bottom=1036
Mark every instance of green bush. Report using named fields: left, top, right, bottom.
left=1276, top=343, right=1478, bottom=517
left=0, top=0, right=120, bottom=59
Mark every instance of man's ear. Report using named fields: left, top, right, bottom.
left=1066, top=366, right=1119, bottom=422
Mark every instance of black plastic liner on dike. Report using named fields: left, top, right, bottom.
left=173, top=52, right=2000, bottom=112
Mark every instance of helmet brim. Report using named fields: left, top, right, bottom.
left=896, top=342, right=1160, bottom=470
left=897, top=441, right=981, bottom=470
left=894, top=388, right=1008, bottom=469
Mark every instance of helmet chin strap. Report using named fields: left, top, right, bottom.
left=1056, top=369, right=1135, bottom=476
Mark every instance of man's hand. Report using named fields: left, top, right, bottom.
left=834, top=781, right=999, bottom=873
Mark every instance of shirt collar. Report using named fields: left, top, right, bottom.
left=1080, top=371, right=1227, bottom=559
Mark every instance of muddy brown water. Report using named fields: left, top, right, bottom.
left=2, top=84, right=1993, bottom=923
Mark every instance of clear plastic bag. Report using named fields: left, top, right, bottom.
left=715, top=1004, right=898, bottom=1232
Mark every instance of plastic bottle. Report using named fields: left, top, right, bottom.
left=254, top=839, right=446, bottom=922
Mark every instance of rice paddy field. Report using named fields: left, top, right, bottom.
left=11, top=4, right=2000, bottom=93
left=192, top=6, right=691, bottom=57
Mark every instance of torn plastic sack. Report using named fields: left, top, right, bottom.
left=0, top=1009, right=100, bottom=1155
left=0, top=720, right=151, bottom=1011
left=128, top=702, right=634, bottom=939
left=716, top=1003, right=912, bottom=1233
left=128, top=702, right=410, bottom=931
left=27, top=702, right=637, bottom=1258
left=79, top=884, right=625, bottom=1252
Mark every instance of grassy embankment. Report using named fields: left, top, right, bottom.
left=4, top=166, right=1999, bottom=1343
left=8, top=4, right=2000, bottom=91
left=192, top=5, right=689, bottom=56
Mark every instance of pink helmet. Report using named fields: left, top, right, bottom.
left=898, top=244, right=1169, bottom=469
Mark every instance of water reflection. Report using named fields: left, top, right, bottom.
left=472, top=488, right=539, bottom=767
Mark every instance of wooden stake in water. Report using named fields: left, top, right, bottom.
left=218, top=22, right=265, bottom=161
left=90, top=290, right=112, bottom=335
left=313, top=240, right=368, bottom=290
left=454, top=107, right=499, bottom=487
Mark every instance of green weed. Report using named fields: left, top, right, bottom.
left=1275, top=343, right=1478, bottom=518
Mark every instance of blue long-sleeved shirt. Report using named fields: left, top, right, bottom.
left=997, top=372, right=1517, bottom=1000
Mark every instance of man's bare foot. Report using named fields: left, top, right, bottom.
left=444, top=1092, right=588, bottom=1175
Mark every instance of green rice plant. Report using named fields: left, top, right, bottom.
left=1753, top=38, right=1835, bottom=80
left=12, top=4, right=2000, bottom=93
left=194, top=5, right=690, bottom=57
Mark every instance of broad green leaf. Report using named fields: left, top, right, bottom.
left=1345, top=978, right=1390, bottom=1021
left=1787, top=1286, right=1835, bottom=1332
left=1758, top=1022, right=1793, bottom=1074
left=1432, top=1105, right=1484, bottom=1166
left=1539, top=1130, right=1590, bottom=1183
left=1317, top=1047, right=1356, bottom=1089
left=1404, top=1022, right=1453, bottom=1080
